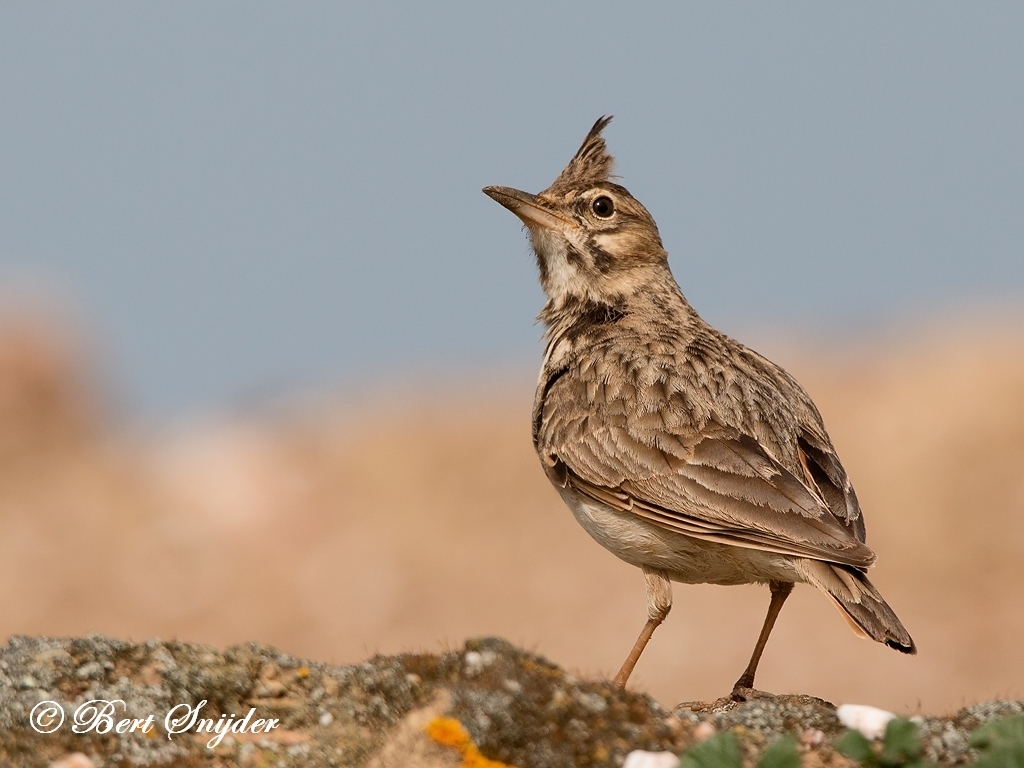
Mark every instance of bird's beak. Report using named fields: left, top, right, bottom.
left=482, top=186, right=571, bottom=232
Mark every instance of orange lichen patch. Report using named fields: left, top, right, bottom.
left=425, top=717, right=473, bottom=750
left=424, top=717, right=516, bottom=768
left=296, top=666, right=310, bottom=678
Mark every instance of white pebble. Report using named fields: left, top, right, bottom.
left=837, top=704, right=896, bottom=740
left=319, top=711, right=334, bottom=726
left=50, top=754, right=96, bottom=768
left=693, top=721, right=716, bottom=741
left=800, top=728, right=825, bottom=747
left=623, top=750, right=680, bottom=768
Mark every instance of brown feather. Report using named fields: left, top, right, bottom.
left=548, top=116, right=615, bottom=190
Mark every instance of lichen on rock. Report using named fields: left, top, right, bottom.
left=0, top=634, right=1019, bottom=768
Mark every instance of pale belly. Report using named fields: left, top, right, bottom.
left=559, top=489, right=803, bottom=587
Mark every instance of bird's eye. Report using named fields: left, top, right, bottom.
left=591, top=196, right=615, bottom=218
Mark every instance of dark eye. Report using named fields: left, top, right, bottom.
left=591, top=195, right=615, bottom=218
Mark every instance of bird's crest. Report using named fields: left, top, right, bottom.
left=549, top=116, right=615, bottom=190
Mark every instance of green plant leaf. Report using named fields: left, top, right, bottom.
left=680, top=731, right=744, bottom=768
left=974, top=745, right=1024, bottom=768
left=881, top=718, right=922, bottom=766
left=835, top=730, right=876, bottom=765
left=972, top=716, right=1024, bottom=768
left=971, top=717, right=1024, bottom=750
left=759, top=735, right=801, bottom=768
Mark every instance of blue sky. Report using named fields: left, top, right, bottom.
left=1, top=4, right=1022, bottom=415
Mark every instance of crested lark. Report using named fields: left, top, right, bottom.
left=483, top=117, right=915, bottom=698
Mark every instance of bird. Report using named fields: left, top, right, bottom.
left=482, top=116, right=915, bottom=699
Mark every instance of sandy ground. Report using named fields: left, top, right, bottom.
left=0, top=316, right=1021, bottom=715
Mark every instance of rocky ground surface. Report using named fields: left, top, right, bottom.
left=0, top=635, right=1020, bottom=768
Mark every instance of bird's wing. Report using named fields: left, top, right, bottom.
left=536, top=361, right=875, bottom=569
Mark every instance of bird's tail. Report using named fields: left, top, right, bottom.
left=797, top=559, right=916, bottom=654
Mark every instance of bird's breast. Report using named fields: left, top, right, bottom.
left=557, top=488, right=801, bottom=586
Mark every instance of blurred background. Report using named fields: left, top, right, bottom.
left=0, top=3, right=1022, bottom=713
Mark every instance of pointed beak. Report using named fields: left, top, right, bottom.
left=482, top=186, right=571, bottom=232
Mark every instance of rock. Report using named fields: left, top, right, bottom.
left=676, top=691, right=844, bottom=743
left=0, top=634, right=1019, bottom=767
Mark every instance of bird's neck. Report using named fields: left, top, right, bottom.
left=538, top=266, right=699, bottom=350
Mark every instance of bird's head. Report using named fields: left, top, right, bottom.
left=484, top=116, right=669, bottom=310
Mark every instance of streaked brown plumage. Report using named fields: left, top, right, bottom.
left=483, top=116, right=915, bottom=697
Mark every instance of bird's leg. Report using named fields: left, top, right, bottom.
left=731, top=580, right=794, bottom=700
left=613, top=567, right=672, bottom=688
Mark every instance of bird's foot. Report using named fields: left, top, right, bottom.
left=729, top=685, right=774, bottom=703
left=730, top=685, right=751, bottom=702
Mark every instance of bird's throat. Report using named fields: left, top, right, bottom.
left=530, top=228, right=592, bottom=305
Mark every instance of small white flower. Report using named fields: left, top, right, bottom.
left=623, top=750, right=680, bottom=768
left=837, top=704, right=896, bottom=740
